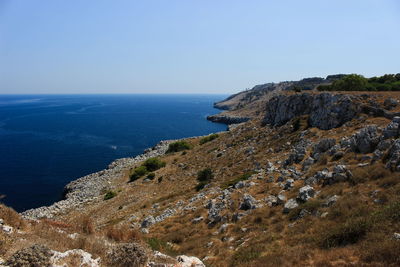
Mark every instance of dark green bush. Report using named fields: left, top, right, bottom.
left=146, top=173, right=155, bottom=180
left=195, top=168, right=213, bottom=191
left=197, top=168, right=214, bottom=182
left=104, top=190, right=117, bottom=200
left=129, top=166, right=148, bottom=182
left=143, top=157, right=166, bottom=171
left=199, top=133, right=219, bottom=145
left=166, top=141, right=191, bottom=153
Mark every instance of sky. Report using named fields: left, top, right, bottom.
left=0, top=0, right=399, bottom=94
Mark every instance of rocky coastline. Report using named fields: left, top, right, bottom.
left=21, top=140, right=174, bottom=219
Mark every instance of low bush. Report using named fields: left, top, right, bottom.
left=129, top=166, right=148, bottom=182
left=197, top=168, right=213, bottom=182
left=143, top=157, right=166, bottom=171
left=104, top=191, right=117, bottom=200
left=106, top=242, right=148, bottom=267
left=146, top=173, right=155, bottom=180
left=196, top=168, right=213, bottom=191
left=166, top=141, right=191, bottom=153
left=319, top=218, right=370, bottom=248
left=199, top=133, right=219, bottom=145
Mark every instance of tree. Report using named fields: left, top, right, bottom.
left=332, top=74, right=368, bottom=91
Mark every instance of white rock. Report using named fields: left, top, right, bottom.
left=176, top=255, right=205, bottom=267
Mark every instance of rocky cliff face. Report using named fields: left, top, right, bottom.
left=263, top=93, right=361, bottom=130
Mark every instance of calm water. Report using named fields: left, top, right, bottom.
left=0, top=94, right=226, bottom=211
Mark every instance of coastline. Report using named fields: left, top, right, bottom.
left=21, top=104, right=240, bottom=219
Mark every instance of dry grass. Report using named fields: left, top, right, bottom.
left=0, top=204, right=26, bottom=229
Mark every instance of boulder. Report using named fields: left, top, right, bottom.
left=383, top=118, right=400, bottom=139
left=385, top=139, right=400, bottom=171
left=239, top=194, right=257, bottom=210
left=323, top=195, right=339, bottom=207
left=350, top=125, right=381, bottom=153
left=297, top=186, right=315, bottom=202
left=141, top=216, right=155, bottom=228
left=283, top=199, right=299, bottom=213
left=312, top=138, right=336, bottom=157
left=265, top=195, right=278, bottom=207
left=176, top=255, right=205, bottom=267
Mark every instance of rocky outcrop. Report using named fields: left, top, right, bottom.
left=206, top=114, right=250, bottom=125
left=263, top=93, right=361, bottom=130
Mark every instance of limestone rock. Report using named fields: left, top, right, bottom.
left=297, top=186, right=315, bottom=202
left=239, top=194, right=257, bottom=210
left=176, top=255, right=205, bottom=267
left=283, top=199, right=299, bottom=213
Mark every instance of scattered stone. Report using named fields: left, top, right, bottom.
left=394, top=233, right=400, bottom=240
left=176, top=255, right=205, bottom=267
left=350, top=125, right=380, bottom=153
left=141, top=215, right=156, bottom=228
left=282, top=179, right=295, bottom=190
left=323, top=195, right=339, bottom=207
left=50, top=249, right=100, bottom=267
left=192, top=216, right=204, bottom=224
left=283, top=199, right=299, bottom=213
left=239, top=194, right=258, bottom=210
left=297, top=186, right=315, bottom=202
left=265, top=195, right=278, bottom=207
left=384, top=98, right=398, bottom=110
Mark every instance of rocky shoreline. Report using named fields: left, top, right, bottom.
left=21, top=140, right=174, bottom=219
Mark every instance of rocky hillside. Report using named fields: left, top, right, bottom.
left=2, top=85, right=400, bottom=266
left=207, top=75, right=345, bottom=124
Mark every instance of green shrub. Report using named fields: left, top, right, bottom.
left=129, top=166, right=148, bottom=182
left=146, top=173, right=155, bottom=180
left=199, top=134, right=219, bottom=145
left=166, top=141, right=191, bottom=153
left=195, top=168, right=213, bottom=191
left=319, top=218, right=370, bottom=248
left=104, top=191, right=117, bottom=200
left=143, top=157, right=166, bottom=171
left=195, top=181, right=208, bottom=191
left=197, top=168, right=213, bottom=182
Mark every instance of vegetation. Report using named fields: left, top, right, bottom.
left=196, top=168, right=214, bottom=191
left=222, top=172, right=255, bottom=189
left=143, top=157, right=166, bottom=171
left=129, top=157, right=166, bottom=182
left=129, top=166, right=148, bottom=182
left=104, top=190, right=117, bottom=200
left=166, top=141, right=191, bottom=153
left=317, top=73, right=400, bottom=91
left=199, top=133, right=219, bottom=145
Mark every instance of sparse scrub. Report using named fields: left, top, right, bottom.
left=221, top=172, right=255, bottom=189
left=105, top=225, right=140, bottom=242
left=166, top=141, right=191, bottom=153
left=146, top=173, right=155, bottom=180
left=129, top=157, right=166, bottom=182
left=104, top=190, right=117, bottom=200
left=199, top=133, right=219, bottom=145
left=142, top=157, right=166, bottom=171
left=106, top=242, right=148, bottom=267
left=195, top=168, right=213, bottom=191
left=231, top=244, right=263, bottom=265
left=319, top=218, right=370, bottom=248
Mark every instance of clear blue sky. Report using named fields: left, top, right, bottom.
left=0, top=0, right=399, bottom=94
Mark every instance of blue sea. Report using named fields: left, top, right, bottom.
left=0, top=94, right=227, bottom=212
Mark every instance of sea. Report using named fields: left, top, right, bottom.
left=0, top=94, right=227, bottom=212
